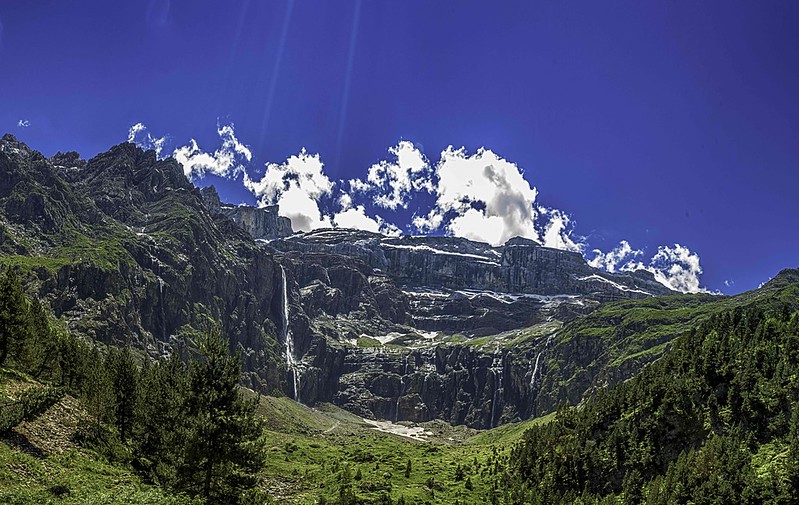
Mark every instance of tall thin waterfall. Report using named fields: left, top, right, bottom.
left=281, top=266, right=301, bottom=402
left=529, top=333, right=556, bottom=392
left=394, top=354, right=410, bottom=422
left=489, top=351, right=504, bottom=429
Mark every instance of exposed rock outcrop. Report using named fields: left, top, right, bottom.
left=0, top=134, right=691, bottom=430
left=200, top=186, right=293, bottom=242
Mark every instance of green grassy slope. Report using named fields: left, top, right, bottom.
left=251, top=394, right=553, bottom=504
left=0, top=370, right=190, bottom=505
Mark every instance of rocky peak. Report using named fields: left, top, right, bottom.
left=0, top=134, right=38, bottom=163
left=218, top=203, right=294, bottom=241
left=200, top=186, right=222, bottom=214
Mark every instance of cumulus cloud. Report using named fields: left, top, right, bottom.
left=350, top=144, right=583, bottom=249
left=647, top=244, right=704, bottom=293
left=588, top=240, right=644, bottom=272
left=350, top=141, right=433, bottom=210
left=127, top=122, right=168, bottom=157
left=334, top=194, right=401, bottom=236
left=590, top=241, right=705, bottom=293
left=17, top=120, right=30, bottom=128
left=173, top=123, right=252, bottom=180
left=243, top=149, right=333, bottom=232
left=538, top=208, right=585, bottom=252
left=416, top=147, right=542, bottom=246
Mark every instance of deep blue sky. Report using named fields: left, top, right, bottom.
left=1, top=1, right=798, bottom=294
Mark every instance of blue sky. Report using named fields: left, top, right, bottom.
left=1, top=1, right=798, bottom=294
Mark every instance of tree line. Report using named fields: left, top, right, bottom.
left=0, top=267, right=266, bottom=503
left=506, top=305, right=799, bottom=504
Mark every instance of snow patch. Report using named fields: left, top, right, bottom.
left=362, top=418, right=432, bottom=441
left=577, top=274, right=652, bottom=296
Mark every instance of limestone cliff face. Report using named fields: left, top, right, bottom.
left=260, top=229, right=678, bottom=428
left=272, top=229, right=672, bottom=301
left=220, top=205, right=293, bottom=241
left=200, top=186, right=293, bottom=241
left=0, top=134, right=685, bottom=430
left=0, top=136, right=286, bottom=392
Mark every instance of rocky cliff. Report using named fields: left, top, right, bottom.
left=0, top=135, right=286, bottom=392
left=200, top=186, right=293, bottom=241
left=1, top=134, right=699, bottom=429
left=257, top=228, right=681, bottom=428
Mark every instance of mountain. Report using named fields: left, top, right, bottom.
left=4, top=135, right=799, bottom=503
left=0, top=134, right=286, bottom=392
left=1, top=135, right=789, bottom=431
left=506, top=269, right=799, bottom=503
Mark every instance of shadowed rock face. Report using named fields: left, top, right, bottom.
left=262, top=229, right=676, bottom=428
left=0, top=138, right=286, bottom=392
left=0, top=135, right=680, bottom=429
left=200, top=186, right=293, bottom=242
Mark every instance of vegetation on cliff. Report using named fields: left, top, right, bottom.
left=0, top=268, right=266, bottom=503
left=508, top=274, right=799, bottom=503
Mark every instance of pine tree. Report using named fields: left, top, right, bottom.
left=0, top=268, right=31, bottom=366
left=106, top=347, right=140, bottom=443
left=137, top=353, right=189, bottom=487
left=177, top=323, right=265, bottom=502
left=27, top=297, right=55, bottom=377
left=81, top=347, right=114, bottom=434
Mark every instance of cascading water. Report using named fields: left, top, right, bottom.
left=157, top=273, right=167, bottom=341
left=394, top=354, right=410, bottom=422
left=489, top=351, right=504, bottom=429
left=280, top=266, right=301, bottom=402
left=529, top=333, right=556, bottom=392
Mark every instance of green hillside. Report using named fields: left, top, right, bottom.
left=507, top=270, right=799, bottom=504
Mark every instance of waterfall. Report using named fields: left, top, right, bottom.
left=394, top=354, right=409, bottom=422
left=529, top=333, right=556, bottom=392
left=280, top=266, right=301, bottom=402
left=489, top=351, right=504, bottom=429
left=157, top=274, right=166, bottom=341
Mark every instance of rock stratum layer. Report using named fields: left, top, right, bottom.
left=2, top=136, right=716, bottom=428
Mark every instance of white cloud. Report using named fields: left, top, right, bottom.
left=539, top=208, right=585, bottom=252
left=417, top=147, right=542, bottom=246
left=647, top=244, right=704, bottom=294
left=333, top=206, right=380, bottom=232
left=244, top=149, right=333, bottom=232
left=588, top=240, right=644, bottom=272
left=590, top=241, right=705, bottom=293
left=411, top=208, right=444, bottom=234
left=173, top=123, right=251, bottom=180
left=351, top=141, right=433, bottom=210
left=127, top=122, right=168, bottom=158
left=17, top=120, right=30, bottom=128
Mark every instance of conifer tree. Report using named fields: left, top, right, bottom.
left=27, top=297, right=55, bottom=377
left=137, top=352, right=189, bottom=486
left=0, top=268, right=31, bottom=366
left=177, top=323, right=265, bottom=502
left=81, top=347, right=114, bottom=433
left=106, top=347, right=140, bottom=443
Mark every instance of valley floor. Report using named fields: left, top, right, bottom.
left=254, top=394, right=553, bottom=504
left=1, top=370, right=551, bottom=505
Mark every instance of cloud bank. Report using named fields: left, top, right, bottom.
left=173, top=124, right=251, bottom=180
left=128, top=122, right=706, bottom=293
left=589, top=241, right=705, bottom=293
left=127, top=123, right=167, bottom=158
